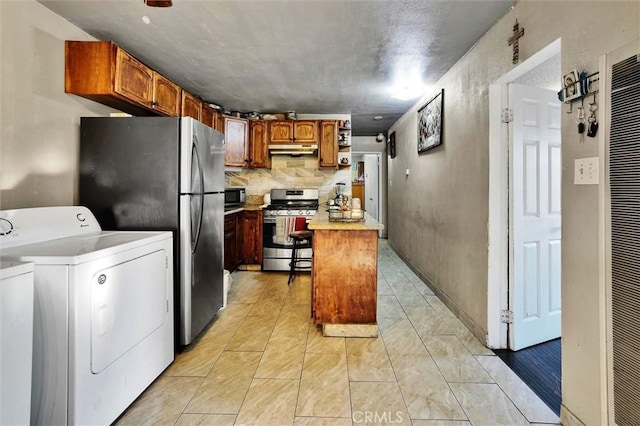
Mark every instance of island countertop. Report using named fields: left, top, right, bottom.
left=308, top=210, right=384, bottom=231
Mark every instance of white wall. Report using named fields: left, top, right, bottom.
left=386, top=1, right=639, bottom=424
left=0, top=0, right=117, bottom=209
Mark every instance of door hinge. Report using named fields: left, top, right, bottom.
left=166, top=300, right=169, bottom=313
left=501, top=309, right=513, bottom=324
left=501, top=108, right=513, bottom=123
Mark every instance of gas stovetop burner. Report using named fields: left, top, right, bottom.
left=265, top=202, right=319, bottom=210
left=267, top=188, right=319, bottom=213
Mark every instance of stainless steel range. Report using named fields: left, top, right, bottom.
left=262, top=188, right=319, bottom=271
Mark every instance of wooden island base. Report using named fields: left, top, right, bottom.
left=308, top=210, right=384, bottom=338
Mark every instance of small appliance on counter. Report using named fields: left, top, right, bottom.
left=225, top=187, right=246, bottom=210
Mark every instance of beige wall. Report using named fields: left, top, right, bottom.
left=0, top=0, right=116, bottom=209
left=386, top=1, right=639, bottom=424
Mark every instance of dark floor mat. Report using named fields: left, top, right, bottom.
left=493, top=338, right=561, bottom=415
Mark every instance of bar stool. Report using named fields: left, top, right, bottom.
left=288, top=230, right=313, bottom=285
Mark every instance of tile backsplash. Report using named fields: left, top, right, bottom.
left=225, top=156, right=351, bottom=204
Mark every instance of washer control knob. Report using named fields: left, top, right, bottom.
left=76, top=213, right=86, bottom=222
left=0, top=218, right=13, bottom=235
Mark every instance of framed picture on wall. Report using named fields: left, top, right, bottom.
left=562, top=69, right=582, bottom=102
left=417, top=88, right=444, bottom=153
left=388, top=131, right=396, bottom=158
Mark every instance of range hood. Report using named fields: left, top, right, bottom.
left=269, top=144, right=318, bottom=155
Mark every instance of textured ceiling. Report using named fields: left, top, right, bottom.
left=40, top=0, right=516, bottom=135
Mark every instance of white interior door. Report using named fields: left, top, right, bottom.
left=509, top=83, right=562, bottom=350
left=363, top=154, right=379, bottom=221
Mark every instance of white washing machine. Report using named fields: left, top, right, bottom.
left=1, top=260, right=35, bottom=425
left=0, top=206, right=174, bottom=425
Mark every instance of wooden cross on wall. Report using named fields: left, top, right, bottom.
left=508, top=19, right=525, bottom=64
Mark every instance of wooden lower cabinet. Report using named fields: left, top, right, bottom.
left=312, top=229, right=377, bottom=324
left=224, top=210, right=262, bottom=271
left=224, top=213, right=241, bottom=272
left=240, top=210, right=263, bottom=264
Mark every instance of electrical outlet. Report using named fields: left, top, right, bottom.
left=574, top=157, right=599, bottom=185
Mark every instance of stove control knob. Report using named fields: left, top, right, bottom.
left=287, top=210, right=293, bottom=216
left=0, top=218, right=14, bottom=235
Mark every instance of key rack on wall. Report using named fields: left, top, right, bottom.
left=559, top=70, right=601, bottom=140
left=558, top=70, right=600, bottom=107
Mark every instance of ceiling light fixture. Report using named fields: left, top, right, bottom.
left=373, top=116, right=383, bottom=121
left=376, top=133, right=385, bottom=143
left=389, top=67, right=429, bottom=101
left=390, top=82, right=428, bottom=101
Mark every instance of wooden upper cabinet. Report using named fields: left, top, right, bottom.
left=293, top=121, right=318, bottom=143
left=268, top=120, right=318, bottom=144
left=181, top=91, right=202, bottom=121
left=201, top=103, right=215, bottom=128
left=249, top=120, right=270, bottom=169
left=269, top=121, right=294, bottom=144
left=225, top=116, right=249, bottom=167
left=66, top=41, right=182, bottom=116
left=152, top=74, right=181, bottom=116
left=319, top=120, right=338, bottom=168
left=215, top=111, right=225, bottom=134
left=114, top=48, right=153, bottom=108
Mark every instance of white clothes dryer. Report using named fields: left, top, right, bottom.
left=0, top=260, right=35, bottom=426
left=0, top=206, right=174, bottom=425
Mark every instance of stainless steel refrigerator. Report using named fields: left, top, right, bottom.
left=79, top=116, right=224, bottom=346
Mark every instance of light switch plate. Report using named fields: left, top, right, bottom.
left=574, top=157, right=599, bottom=185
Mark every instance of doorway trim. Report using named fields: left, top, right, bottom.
left=486, top=38, right=561, bottom=349
left=351, top=151, right=383, bottom=237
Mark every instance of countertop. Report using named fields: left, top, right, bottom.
left=224, top=204, right=267, bottom=216
left=308, top=210, right=384, bottom=231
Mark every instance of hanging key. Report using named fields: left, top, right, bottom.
left=577, top=102, right=586, bottom=142
left=587, top=92, right=598, bottom=137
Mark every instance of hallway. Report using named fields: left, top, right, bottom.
left=116, top=241, right=560, bottom=425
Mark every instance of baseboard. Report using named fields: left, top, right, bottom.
left=561, top=404, right=585, bottom=426
left=238, top=264, right=261, bottom=271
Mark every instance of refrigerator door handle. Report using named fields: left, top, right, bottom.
left=191, top=140, right=205, bottom=254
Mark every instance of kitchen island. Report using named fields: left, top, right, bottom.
left=308, top=210, right=384, bottom=337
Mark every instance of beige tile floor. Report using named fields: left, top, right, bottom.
left=116, top=241, right=560, bottom=426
